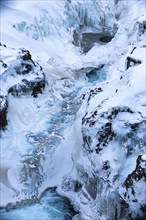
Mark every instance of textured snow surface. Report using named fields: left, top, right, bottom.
left=0, top=0, right=146, bottom=219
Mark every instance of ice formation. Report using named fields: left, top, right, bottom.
left=0, top=0, right=146, bottom=219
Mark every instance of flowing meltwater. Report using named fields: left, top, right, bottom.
left=0, top=1, right=112, bottom=218
left=0, top=188, right=76, bottom=220
left=0, top=65, right=107, bottom=219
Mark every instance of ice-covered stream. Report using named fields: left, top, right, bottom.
left=0, top=188, right=77, bottom=220
left=0, top=58, right=107, bottom=219
left=0, top=0, right=146, bottom=219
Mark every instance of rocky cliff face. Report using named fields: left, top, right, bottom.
left=0, top=95, right=8, bottom=130
left=60, top=47, right=146, bottom=219
left=59, top=10, right=146, bottom=220
left=0, top=44, right=46, bottom=130
left=121, top=155, right=146, bottom=219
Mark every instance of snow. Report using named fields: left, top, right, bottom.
left=141, top=154, right=146, bottom=161
left=0, top=0, right=146, bottom=219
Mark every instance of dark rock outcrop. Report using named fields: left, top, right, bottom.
left=121, top=155, right=146, bottom=219
left=8, top=78, right=45, bottom=97
left=0, top=45, right=46, bottom=130
left=81, top=32, right=114, bottom=53
left=19, top=49, right=32, bottom=61
left=82, top=104, right=145, bottom=156
left=80, top=81, right=146, bottom=219
left=0, top=96, right=8, bottom=130
left=0, top=46, right=46, bottom=97
left=126, top=56, right=142, bottom=69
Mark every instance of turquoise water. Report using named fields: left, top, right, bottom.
left=0, top=68, right=107, bottom=220
left=86, top=66, right=107, bottom=83
left=0, top=188, right=77, bottom=220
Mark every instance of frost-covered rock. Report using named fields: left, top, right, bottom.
left=68, top=45, right=146, bottom=219
left=0, top=45, right=46, bottom=97
left=60, top=21, right=146, bottom=219
left=80, top=32, right=114, bottom=53
left=121, top=155, right=146, bottom=219
left=0, top=96, right=8, bottom=130
left=0, top=44, right=46, bottom=129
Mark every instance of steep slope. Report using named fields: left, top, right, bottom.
left=58, top=1, right=146, bottom=220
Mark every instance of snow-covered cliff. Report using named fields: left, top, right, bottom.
left=0, top=0, right=146, bottom=219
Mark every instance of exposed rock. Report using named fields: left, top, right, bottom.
left=72, top=30, right=81, bottom=47
left=0, top=60, right=8, bottom=68
left=99, top=35, right=114, bottom=43
left=0, top=42, right=6, bottom=47
left=81, top=32, right=114, bottom=53
left=62, top=177, right=82, bottom=193
left=136, top=20, right=146, bottom=35
left=8, top=78, right=45, bottom=97
left=126, top=56, right=142, bottom=69
left=121, top=155, right=146, bottom=219
left=0, top=96, right=8, bottom=130
left=80, top=104, right=146, bottom=218
left=0, top=45, right=46, bottom=97
left=0, top=45, right=46, bottom=129
left=19, top=49, right=32, bottom=61
left=71, top=47, right=146, bottom=219
left=143, top=21, right=146, bottom=30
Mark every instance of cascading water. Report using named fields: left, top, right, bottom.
left=0, top=188, right=77, bottom=220
left=0, top=44, right=108, bottom=218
